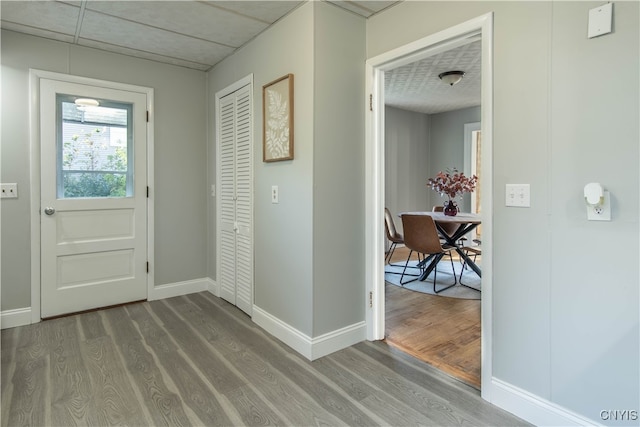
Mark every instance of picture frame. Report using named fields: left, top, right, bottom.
left=263, top=74, right=294, bottom=162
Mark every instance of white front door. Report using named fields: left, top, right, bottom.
left=40, top=78, right=148, bottom=318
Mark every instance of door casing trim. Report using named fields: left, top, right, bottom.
left=29, top=69, right=154, bottom=322
left=364, top=13, right=494, bottom=400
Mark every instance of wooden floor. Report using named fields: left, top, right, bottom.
left=0, top=292, right=527, bottom=426
left=385, top=247, right=481, bottom=389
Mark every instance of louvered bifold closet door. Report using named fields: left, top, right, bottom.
left=218, top=84, right=253, bottom=316
left=219, top=93, right=237, bottom=306
left=234, top=85, right=253, bottom=315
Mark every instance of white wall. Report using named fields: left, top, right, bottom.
left=369, top=1, right=639, bottom=424
left=1, top=30, right=208, bottom=311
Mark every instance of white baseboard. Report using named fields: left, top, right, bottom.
left=491, top=377, right=601, bottom=427
left=148, top=277, right=211, bottom=301
left=252, top=305, right=366, bottom=360
left=207, top=277, right=219, bottom=297
left=2, top=277, right=213, bottom=328
left=1, top=307, right=33, bottom=329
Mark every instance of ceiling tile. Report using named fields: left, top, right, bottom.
left=77, top=38, right=212, bottom=71
left=84, top=1, right=269, bottom=48
left=1, top=1, right=79, bottom=36
left=79, top=10, right=234, bottom=66
left=209, top=1, right=303, bottom=23
left=326, top=1, right=399, bottom=17
left=0, top=21, right=75, bottom=44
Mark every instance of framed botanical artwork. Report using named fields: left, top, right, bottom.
left=263, top=74, right=294, bottom=162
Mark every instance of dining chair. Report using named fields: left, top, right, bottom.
left=459, top=239, right=481, bottom=291
left=384, top=207, right=403, bottom=264
left=400, top=214, right=457, bottom=293
left=384, top=208, right=421, bottom=275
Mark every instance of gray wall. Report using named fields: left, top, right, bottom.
left=370, top=1, right=639, bottom=423
left=208, top=2, right=315, bottom=335
left=312, top=4, right=366, bottom=336
left=385, top=105, right=480, bottom=232
left=429, top=106, right=481, bottom=212
left=1, top=30, right=208, bottom=311
left=208, top=2, right=365, bottom=337
left=384, top=106, right=431, bottom=228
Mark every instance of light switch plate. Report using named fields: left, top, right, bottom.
left=1, top=183, right=18, bottom=198
left=588, top=2, right=613, bottom=39
left=506, top=184, right=530, bottom=207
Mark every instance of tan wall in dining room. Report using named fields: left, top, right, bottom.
left=369, top=1, right=639, bottom=424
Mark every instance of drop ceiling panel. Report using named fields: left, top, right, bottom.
left=1, top=1, right=79, bottom=36
left=77, top=38, right=213, bottom=71
left=327, top=1, right=398, bottom=17
left=84, top=1, right=270, bottom=48
left=210, top=1, right=303, bottom=23
left=79, top=10, right=234, bottom=66
left=0, top=21, right=75, bottom=44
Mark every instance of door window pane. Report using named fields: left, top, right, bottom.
left=57, top=94, right=133, bottom=198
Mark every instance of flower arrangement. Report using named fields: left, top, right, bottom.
left=427, top=168, right=478, bottom=200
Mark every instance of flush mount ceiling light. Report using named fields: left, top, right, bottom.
left=74, top=98, right=100, bottom=107
left=438, top=71, right=465, bottom=86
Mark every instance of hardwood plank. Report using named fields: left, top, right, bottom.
left=2, top=293, right=529, bottom=427
left=310, top=356, right=433, bottom=425
left=150, top=298, right=286, bottom=426
left=147, top=299, right=247, bottom=394
left=328, top=345, right=475, bottom=426
left=102, top=306, right=193, bottom=427
left=187, top=293, right=382, bottom=427
left=162, top=297, right=342, bottom=426
left=49, top=316, right=96, bottom=426
left=1, top=327, right=19, bottom=426
left=80, top=336, right=148, bottom=426
left=125, top=302, right=234, bottom=426
left=386, top=246, right=481, bottom=388
left=3, top=349, right=48, bottom=427
left=78, top=311, right=108, bottom=341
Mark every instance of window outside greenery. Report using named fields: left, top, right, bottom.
left=58, top=97, right=132, bottom=198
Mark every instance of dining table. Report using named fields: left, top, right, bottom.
left=399, top=211, right=482, bottom=281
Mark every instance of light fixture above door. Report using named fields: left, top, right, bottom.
left=74, top=98, right=99, bottom=107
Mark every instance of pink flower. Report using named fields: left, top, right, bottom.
left=427, top=168, right=478, bottom=200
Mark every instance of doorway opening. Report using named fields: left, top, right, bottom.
left=365, top=13, right=494, bottom=398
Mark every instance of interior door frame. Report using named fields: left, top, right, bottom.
left=364, top=13, right=494, bottom=399
left=29, top=69, right=155, bottom=323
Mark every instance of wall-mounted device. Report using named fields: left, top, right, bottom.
left=584, top=182, right=611, bottom=221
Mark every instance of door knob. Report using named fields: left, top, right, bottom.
left=44, top=207, right=56, bottom=215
